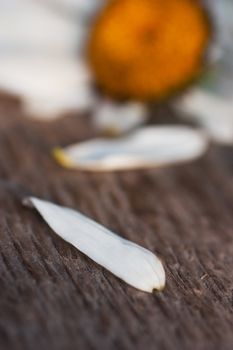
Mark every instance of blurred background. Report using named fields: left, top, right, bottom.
left=0, top=0, right=233, bottom=144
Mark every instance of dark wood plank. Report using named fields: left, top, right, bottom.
left=0, top=95, right=233, bottom=350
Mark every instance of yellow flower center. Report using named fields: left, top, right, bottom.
left=87, top=0, right=211, bottom=101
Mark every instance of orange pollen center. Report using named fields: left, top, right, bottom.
left=87, top=0, right=211, bottom=101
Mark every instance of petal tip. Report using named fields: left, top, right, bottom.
left=22, top=196, right=34, bottom=208
left=153, top=278, right=166, bottom=293
left=53, top=148, right=74, bottom=168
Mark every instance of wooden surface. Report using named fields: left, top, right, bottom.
left=0, top=94, right=233, bottom=350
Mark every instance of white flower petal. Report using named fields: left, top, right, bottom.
left=206, top=0, right=233, bottom=56
left=0, top=0, right=84, bottom=56
left=176, top=89, right=233, bottom=144
left=93, top=100, right=148, bottom=135
left=24, top=197, right=165, bottom=293
left=53, top=126, right=208, bottom=171
left=205, top=0, right=233, bottom=98
left=43, top=0, right=107, bottom=20
left=0, top=0, right=95, bottom=119
left=0, top=57, right=94, bottom=119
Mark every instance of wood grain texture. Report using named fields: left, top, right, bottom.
left=0, top=94, right=233, bottom=350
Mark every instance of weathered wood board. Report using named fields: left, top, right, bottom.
left=0, top=95, right=233, bottom=350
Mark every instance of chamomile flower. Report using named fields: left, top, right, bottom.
left=0, top=0, right=232, bottom=143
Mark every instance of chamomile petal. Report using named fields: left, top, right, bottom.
left=24, top=197, right=165, bottom=293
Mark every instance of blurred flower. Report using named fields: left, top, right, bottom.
left=0, top=0, right=232, bottom=144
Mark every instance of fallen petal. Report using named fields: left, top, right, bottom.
left=23, top=197, right=165, bottom=293
left=53, top=126, right=208, bottom=171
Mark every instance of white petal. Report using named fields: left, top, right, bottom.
left=0, top=0, right=83, bottom=56
left=93, top=100, right=148, bottom=135
left=206, top=0, right=233, bottom=55
left=44, top=0, right=107, bottom=20
left=205, top=1, right=233, bottom=95
left=0, top=0, right=92, bottom=119
left=24, top=197, right=165, bottom=293
left=53, top=126, right=208, bottom=171
left=176, top=89, right=233, bottom=144
left=0, top=57, right=94, bottom=119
